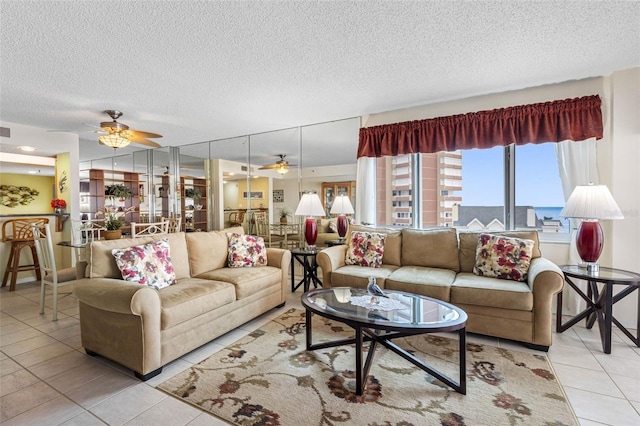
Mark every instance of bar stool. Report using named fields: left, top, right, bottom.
left=1, top=217, right=49, bottom=291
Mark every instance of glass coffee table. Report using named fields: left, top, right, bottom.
left=301, top=287, right=468, bottom=395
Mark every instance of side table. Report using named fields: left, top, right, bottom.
left=290, top=248, right=322, bottom=292
left=325, top=239, right=346, bottom=247
left=556, top=265, right=640, bottom=354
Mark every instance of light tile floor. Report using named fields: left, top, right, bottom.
left=1, top=277, right=639, bottom=425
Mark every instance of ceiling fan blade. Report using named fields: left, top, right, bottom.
left=129, top=138, right=161, bottom=148
left=258, top=163, right=280, bottom=170
left=125, top=129, right=163, bottom=139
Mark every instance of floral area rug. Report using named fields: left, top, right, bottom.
left=157, top=308, right=577, bottom=426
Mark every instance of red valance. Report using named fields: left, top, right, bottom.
left=357, top=95, right=603, bottom=158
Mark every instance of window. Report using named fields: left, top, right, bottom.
left=374, top=143, right=567, bottom=235
left=515, top=142, right=568, bottom=233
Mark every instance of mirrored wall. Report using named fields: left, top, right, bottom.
left=78, top=117, right=360, bottom=233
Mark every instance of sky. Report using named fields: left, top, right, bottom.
left=459, top=142, right=566, bottom=207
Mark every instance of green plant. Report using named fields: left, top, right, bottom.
left=104, top=214, right=123, bottom=231
left=96, top=206, right=135, bottom=230
left=105, top=184, right=133, bottom=199
left=277, top=206, right=291, bottom=219
left=185, top=187, right=202, bottom=200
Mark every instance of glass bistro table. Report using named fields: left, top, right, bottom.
left=301, top=287, right=468, bottom=395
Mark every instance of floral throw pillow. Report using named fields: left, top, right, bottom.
left=345, top=231, right=385, bottom=268
left=111, top=239, right=176, bottom=290
left=473, top=234, right=535, bottom=282
left=227, top=232, right=267, bottom=268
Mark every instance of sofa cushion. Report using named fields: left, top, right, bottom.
left=112, top=239, right=176, bottom=290
left=197, top=266, right=282, bottom=300
left=347, top=225, right=402, bottom=266
left=401, top=228, right=460, bottom=272
left=186, top=227, right=244, bottom=276
left=158, top=278, right=236, bottom=329
left=458, top=230, right=541, bottom=273
left=89, top=236, right=155, bottom=278
left=451, top=272, right=533, bottom=311
left=156, top=233, right=190, bottom=280
left=331, top=264, right=399, bottom=289
left=227, top=233, right=267, bottom=267
left=385, top=266, right=456, bottom=301
left=345, top=231, right=385, bottom=268
left=474, top=234, right=534, bottom=282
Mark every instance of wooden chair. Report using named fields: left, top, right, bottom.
left=131, top=219, right=170, bottom=237
left=31, top=223, right=77, bottom=321
left=167, top=214, right=181, bottom=233
left=228, top=210, right=246, bottom=228
left=254, top=211, right=285, bottom=248
left=2, top=217, right=48, bottom=291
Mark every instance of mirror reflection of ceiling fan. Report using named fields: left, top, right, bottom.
left=259, top=154, right=296, bottom=175
left=94, top=110, right=162, bottom=150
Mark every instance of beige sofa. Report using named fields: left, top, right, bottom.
left=73, top=227, right=291, bottom=380
left=316, top=225, right=564, bottom=350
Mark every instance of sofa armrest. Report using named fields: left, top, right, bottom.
left=316, top=246, right=347, bottom=288
left=73, top=278, right=162, bottom=376
left=528, top=257, right=564, bottom=294
left=266, top=248, right=291, bottom=269
left=73, top=278, right=161, bottom=316
left=527, top=257, right=565, bottom=346
left=266, top=248, right=292, bottom=303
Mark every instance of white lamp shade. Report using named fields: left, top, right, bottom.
left=295, top=193, right=325, bottom=217
left=330, top=195, right=355, bottom=215
left=560, top=184, right=624, bottom=220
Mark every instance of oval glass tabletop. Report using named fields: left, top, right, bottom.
left=302, top=287, right=467, bottom=332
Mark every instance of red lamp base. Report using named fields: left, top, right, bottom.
left=304, top=217, right=318, bottom=248
left=576, top=220, right=604, bottom=272
left=337, top=215, right=348, bottom=239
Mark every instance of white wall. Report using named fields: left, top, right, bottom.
left=609, top=68, right=640, bottom=324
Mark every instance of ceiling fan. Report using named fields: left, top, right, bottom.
left=259, top=154, right=296, bottom=175
left=94, top=110, right=162, bottom=149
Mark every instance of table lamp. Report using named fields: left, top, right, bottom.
left=560, top=184, right=623, bottom=272
left=294, top=193, right=325, bottom=250
left=329, top=194, right=354, bottom=241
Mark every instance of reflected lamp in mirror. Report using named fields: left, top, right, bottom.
left=295, top=193, right=325, bottom=250
left=98, top=134, right=131, bottom=149
left=329, top=195, right=354, bottom=240
left=560, top=184, right=623, bottom=273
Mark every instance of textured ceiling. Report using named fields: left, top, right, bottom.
left=1, top=0, right=639, bottom=164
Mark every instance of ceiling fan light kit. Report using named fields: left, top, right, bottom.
left=98, top=134, right=131, bottom=149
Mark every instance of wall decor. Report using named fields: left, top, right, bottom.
left=273, top=189, right=284, bottom=203
left=58, top=171, right=68, bottom=193
left=243, top=191, right=263, bottom=199
left=0, top=185, right=39, bottom=207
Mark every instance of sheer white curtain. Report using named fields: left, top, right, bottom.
left=555, top=137, right=599, bottom=314
left=355, top=157, right=377, bottom=226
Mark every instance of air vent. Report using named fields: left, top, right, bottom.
left=0, top=127, right=10, bottom=138
left=240, top=165, right=255, bottom=172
